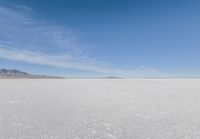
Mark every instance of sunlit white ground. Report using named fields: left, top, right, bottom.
left=0, top=79, right=200, bottom=139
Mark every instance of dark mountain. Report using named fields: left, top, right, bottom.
left=102, top=76, right=123, bottom=79
left=0, top=69, right=64, bottom=79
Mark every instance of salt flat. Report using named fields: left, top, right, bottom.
left=0, top=79, right=200, bottom=139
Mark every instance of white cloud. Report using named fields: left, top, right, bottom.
left=0, top=45, right=164, bottom=77
left=0, top=4, right=164, bottom=77
left=0, top=5, right=76, bottom=52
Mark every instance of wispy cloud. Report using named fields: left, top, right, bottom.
left=0, top=45, right=164, bottom=77
left=0, top=4, right=164, bottom=77
left=0, top=5, right=76, bottom=52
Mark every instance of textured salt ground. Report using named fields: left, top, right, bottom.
left=0, top=79, right=200, bottom=139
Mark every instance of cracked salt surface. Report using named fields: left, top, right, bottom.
left=0, top=79, right=200, bottom=139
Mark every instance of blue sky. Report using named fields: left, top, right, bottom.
left=0, top=0, right=200, bottom=77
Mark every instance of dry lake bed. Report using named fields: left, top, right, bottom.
left=0, top=79, right=200, bottom=139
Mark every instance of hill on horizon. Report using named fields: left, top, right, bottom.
left=0, top=69, right=65, bottom=79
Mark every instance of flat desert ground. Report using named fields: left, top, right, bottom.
left=0, top=79, right=200, bottom=139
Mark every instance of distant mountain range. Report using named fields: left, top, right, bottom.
left=0, top=69, right=64, bottom=79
